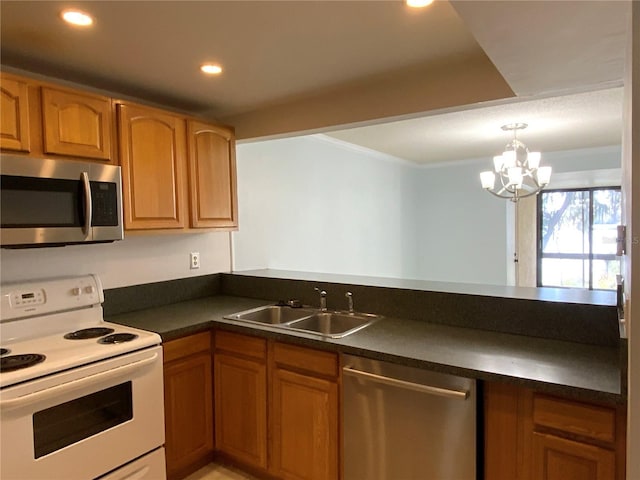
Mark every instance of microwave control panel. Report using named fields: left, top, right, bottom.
left=90, top=182, right=118, bottom=226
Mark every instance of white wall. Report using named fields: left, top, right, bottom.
left=0, top=232, right=232, bottom=289
left=542, top=145, right=622, bottom=174
left=233, top=136, right=622, bottom=286
left=233, top=135, right=421, bottom=279
left=417, top=158, right=510, bottom=284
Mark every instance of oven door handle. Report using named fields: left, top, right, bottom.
left=0, top=353, right=159, bottom=411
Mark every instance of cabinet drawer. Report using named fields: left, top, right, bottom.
left=273, top=342, right=338, bottom=377
left=214, top=330, right=266, bottom=360
left=164, top=331, right=211, bottom=364
left=533, top=394, right=616, bottom=443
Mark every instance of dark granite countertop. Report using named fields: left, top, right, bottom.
left=230, top=269, right=617, bottom=306
left=107, top=294, right=624, bottom=405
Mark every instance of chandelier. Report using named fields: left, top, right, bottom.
left=480, top=123, right=552, bottom=202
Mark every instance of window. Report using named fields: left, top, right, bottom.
left=537, top=187, right=621, bottom=290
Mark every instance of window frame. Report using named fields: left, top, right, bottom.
left=536, top=185, right=621, bottom=290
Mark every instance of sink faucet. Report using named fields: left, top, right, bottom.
left=345, top=292, right=354, bottom=314
left=314, top=287, right=327, bottom=311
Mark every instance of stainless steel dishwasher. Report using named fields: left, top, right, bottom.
left=342, top=354, right=476, bottom=480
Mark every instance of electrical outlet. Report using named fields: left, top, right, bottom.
left=190, top=252, right=200, bottom=269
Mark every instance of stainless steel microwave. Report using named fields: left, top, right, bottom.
left=1, top=155, right=124, bottom=248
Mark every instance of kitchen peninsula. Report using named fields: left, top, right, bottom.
left=108, top=269, right=627, bottom=480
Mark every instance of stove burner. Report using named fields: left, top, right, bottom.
left=64, top=327, right=115, bottom=340
left=0, top=348, right=10, bottom=356
left=0, top=354, right=46, bottom=372
left=98, top=333, right=138, bottom=345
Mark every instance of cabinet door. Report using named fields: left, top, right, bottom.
left=214, top=352, right=267, bottom=469
left=0, top=75, right=31, bottom=152
left=484, top=382, right=533, bottom=480
left=118, top=104, right=187, bottom=229
left=533, top=433, right=616, bottom=480
left=187, top=121, right=238, bottom=228
left=270, top=368, right=339, bottom=480
left=164, top=351, right=213, bottom=480
left=42, top=87, right=112, bottom=161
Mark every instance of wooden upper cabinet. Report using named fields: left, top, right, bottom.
left=117, top=103, right=187, bottom=230
left=187, top=120, right=238, bottom=229
left=0, top=74, right=31, bottom=152
left=42, top=87, right=112, bottom=161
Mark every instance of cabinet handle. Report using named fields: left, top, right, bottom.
left=343, top=366, right=469, bottom=400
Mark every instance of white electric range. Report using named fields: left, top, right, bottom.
left=0, top=274, right=166, bottom=480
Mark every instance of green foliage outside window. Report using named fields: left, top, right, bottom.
left=537, top=187, right=621, bottom=290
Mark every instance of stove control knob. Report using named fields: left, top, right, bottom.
left=71, top=287, right=81, bottom=296
left=84, top=285, right=95, bottom=294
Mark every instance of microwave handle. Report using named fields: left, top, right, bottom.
left=81, top=171, right=92, bottom=239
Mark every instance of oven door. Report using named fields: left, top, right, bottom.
left=0, top=346, right=164, bottom=480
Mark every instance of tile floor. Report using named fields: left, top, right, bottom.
left=184, top=463, right=258, bottom=480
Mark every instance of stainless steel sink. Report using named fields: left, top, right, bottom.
left=224, top=305, right=315, bottom=325
left=287, top=311, right=380, bottom=338
left=224, top=305, right=381, bottom=338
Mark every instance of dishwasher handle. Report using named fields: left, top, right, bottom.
left=343, top=366, right=469, bottom=400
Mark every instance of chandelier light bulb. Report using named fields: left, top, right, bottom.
left=537, top=166, right=552, bottom=186
left=492, top=155, right=503, bottom=172
left=480, top=171, right=496, bottom=190
left=508, top=167, right=524, bottom=188
left=527, top=151, right=541, bottom=169
left=502, top=150, right=517, bottom=168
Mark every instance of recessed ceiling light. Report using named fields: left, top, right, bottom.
left=200, top=64, right=223, bottom=75
left=406, top=0, right=434, bottom=7
left=61, top=9, right=94, bottom=27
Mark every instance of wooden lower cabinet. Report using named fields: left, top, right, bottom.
left=484, top=382, right=626, bottom=480
left=163, top=332, right=214, bottom=480
left=533, top=432, right=616, bottom=480
left=213, top=350, right=268, bottom=468
left=270, top=344, right=339, bottom=480
left=213, top=330, right=339, bottom=480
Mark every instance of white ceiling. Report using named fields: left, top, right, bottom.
left=327, top=87, right=624, bottom=164
left=0, top=1, right=631, bottom=163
